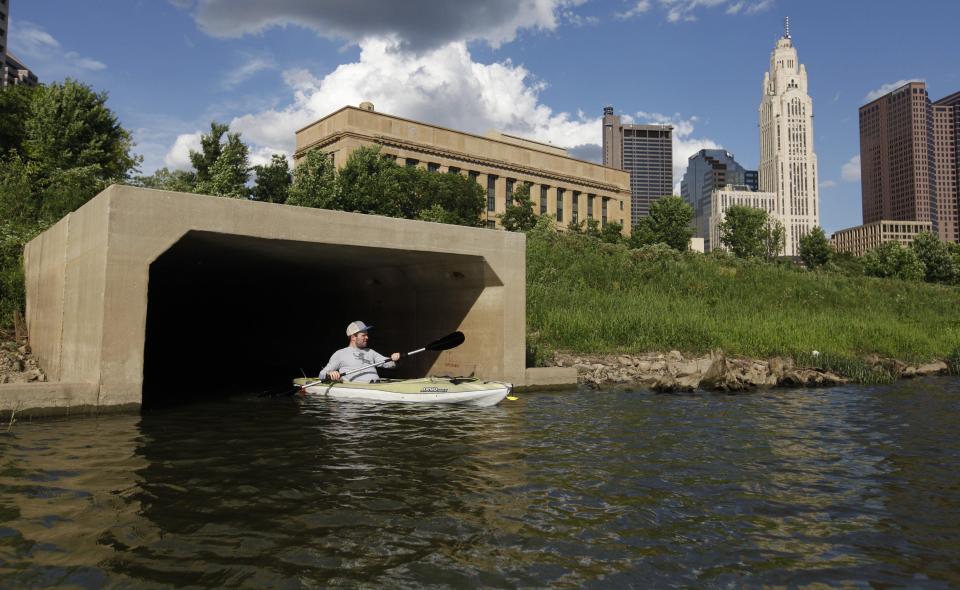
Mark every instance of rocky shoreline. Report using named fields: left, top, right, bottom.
left=551, top=350, right=951, bottom=392
left=0, top=342, right=46, bottom=384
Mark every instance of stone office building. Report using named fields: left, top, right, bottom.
left=296, top=103, right=632, bottom=234
left=831, top=220, right=933, bottom=256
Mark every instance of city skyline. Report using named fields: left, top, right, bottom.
left=6, top=0, right=960, bottom=234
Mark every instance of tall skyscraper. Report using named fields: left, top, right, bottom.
left=933, top=92, right=959, bottom=242
left=602, top=106, right=673, bottom=229
left=758, top=18, right=819, bottom=256
left=858, top=82, right=958, bottom=243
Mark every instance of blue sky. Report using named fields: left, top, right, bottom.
left=8, top=0, right=959, bottom=234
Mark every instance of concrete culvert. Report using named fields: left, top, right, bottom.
left=22, top=186, right=527, bottom=413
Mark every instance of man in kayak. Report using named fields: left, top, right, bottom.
left=318, top=321, right=402, bottom=383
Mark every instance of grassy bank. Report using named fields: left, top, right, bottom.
left=526, top=223, right=960, bottom=367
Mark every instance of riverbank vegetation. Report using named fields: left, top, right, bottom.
left=526, top=216, right=960, bottom=368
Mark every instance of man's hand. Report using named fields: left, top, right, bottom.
left=328, top=370, right=342, bottom=381
left=391, top=352, right=401, bottom=362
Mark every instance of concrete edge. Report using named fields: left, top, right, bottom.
left=0, top=382, right=138, bottom=420
left=516, top=367, right=578, bottom=392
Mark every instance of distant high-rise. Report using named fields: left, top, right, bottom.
left=1, top=0, right=37, bottom=87
left=682, top=149, right=777, bottom=252
left=602, top=106, right=673, bottom=228
left=859, top=81, right=958, bottom=243
left=758, top=17, right=819, bottom=256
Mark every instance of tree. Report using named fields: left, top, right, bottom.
left=583, top=218, right=601, bottom=238
left=600, top=221, right=624, bottom=244
left=287, top=148, right=337, bottom=208
left=413, top=168, right=484, bottom=227
left=910, top=231, right=957, bottom=283
left=762, top=218, right=785, bottom=261
left=631, top=195, right=693, bottom=251
left=798, top=226, right=832, bottom=269
left=863, top=242, right=925, bottom=282
left=0, top=84, right=36, bottom=158
left=334, top=145, right=405, bottom=216
left=499, top=182, right=537, bottom=232
left=566, top=219, right=584, bottom=233
left=24, top=80, right=140, bottom=184
left=252, top=154, right=291, bottom=204
left=132, top=167, right=196, bottom=193
left=191, top=123, right=250, bottom=198
left=719, top=205, right=767, bottom=258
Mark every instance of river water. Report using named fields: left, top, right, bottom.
left=1, top=378, right=959, bottom=588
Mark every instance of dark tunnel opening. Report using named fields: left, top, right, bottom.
left=142, top=231, right=495, bottom=409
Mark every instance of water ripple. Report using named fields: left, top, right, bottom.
left=1, top=378, right=959, bottom=587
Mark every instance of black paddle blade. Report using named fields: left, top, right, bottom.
left=425, top=331, right=465, bottom=351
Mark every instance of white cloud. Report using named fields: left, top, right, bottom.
left=223, top=39, right=607, bottom=160
left=180, top=0, right=578, bottom=51
left=222, top=56, right=275, bottom=89
left=9, top=21, right=107, bottom=76
left=820, top=180, right=837, bottom=189
left=841, top=155, right=860, bottom=182
left=161, top=39, right=718, bottom=190
left=864, top=79, right=924, bottom=102
left=164, top=132, right=203, bottom=170
left=618, top=0, right=772, bottom=22
left=617, top=1, right=652, bottom=19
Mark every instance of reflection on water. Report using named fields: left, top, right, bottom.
left=1, top=378, right=959, bottom=588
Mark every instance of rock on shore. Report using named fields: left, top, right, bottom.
left=552, top=350, right=950, bottom=392
left=0, top=344, right=47, bottom=384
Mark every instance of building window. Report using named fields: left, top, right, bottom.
left=427, top=162, right=440, bottom=172
left=602, top=198, right=608, bottom=225
left=587, top=194, right=594, bottom=219
left=506, top=178, right=515, bottom=207
left=448, top=166, right=460, bottom=175
left=469, top=170, right=480, bottom=184
left=572, top=191, right=580, bottom=224
left=540, top=185, right=548, bottom=215
left=557, top=189, right=564, bottom=222
left=487, top=175, right=497, bottom=212
left=486, top=219, right=496, bottom=229
left=405, top=158, right=419, bottom=168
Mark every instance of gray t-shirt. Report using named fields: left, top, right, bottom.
left=319, top=346, right=396, bottom=383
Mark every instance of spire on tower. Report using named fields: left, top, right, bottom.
left=784, top=16, right=791, bottom=39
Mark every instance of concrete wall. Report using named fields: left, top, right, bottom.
left=21, top=185, right=530, bottom=409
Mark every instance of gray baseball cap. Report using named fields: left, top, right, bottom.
left=346, top=321, right=373, bottom=336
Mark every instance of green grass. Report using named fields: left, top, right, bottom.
left=527, top=227, right=960, bottom=367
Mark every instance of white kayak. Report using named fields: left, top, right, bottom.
left=293, top=376, right=512, bottom=407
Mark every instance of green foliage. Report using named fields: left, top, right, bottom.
left=24, top=80, right=140, bottom=183
left=0, top=80, right=140, bottom=331
left=719, top=205, right=767, bottom=258
left=286, top=146, right=483, bottom=227
left=583, top=218, right=601, bottom=238
left=500, top=182, right=537, bottom=232
left=0, top=84, right=36, bottom=158
left=910, top=231, right=957, bottom=284
left=823, top=250, right=866, bottom=277
left=793, top=351, right=895, bottom=385
left=798, top=226, right=832, bottom=269
left=192, top=123, right=250, bottom=198
left=526, top=226, right=960, bottom=369
left=629, top=195, right=693, bottom=251
left=286, top=148, right=337, bottom=208
left=600, top=221, right=624, bottom=244
left=762, top=218, right=785, bottom=260
left=131, top=167, right=197, bottom=192
left=251, top=154, right=291, bottom=204
left=947, top=346, right=960, bottom=376
left=863, top=242, right=925, bottom=282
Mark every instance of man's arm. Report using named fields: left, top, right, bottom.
left=318, top=350, right=345, bottom=381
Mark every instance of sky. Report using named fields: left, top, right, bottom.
left=7, top=0, right=960, bottom=234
